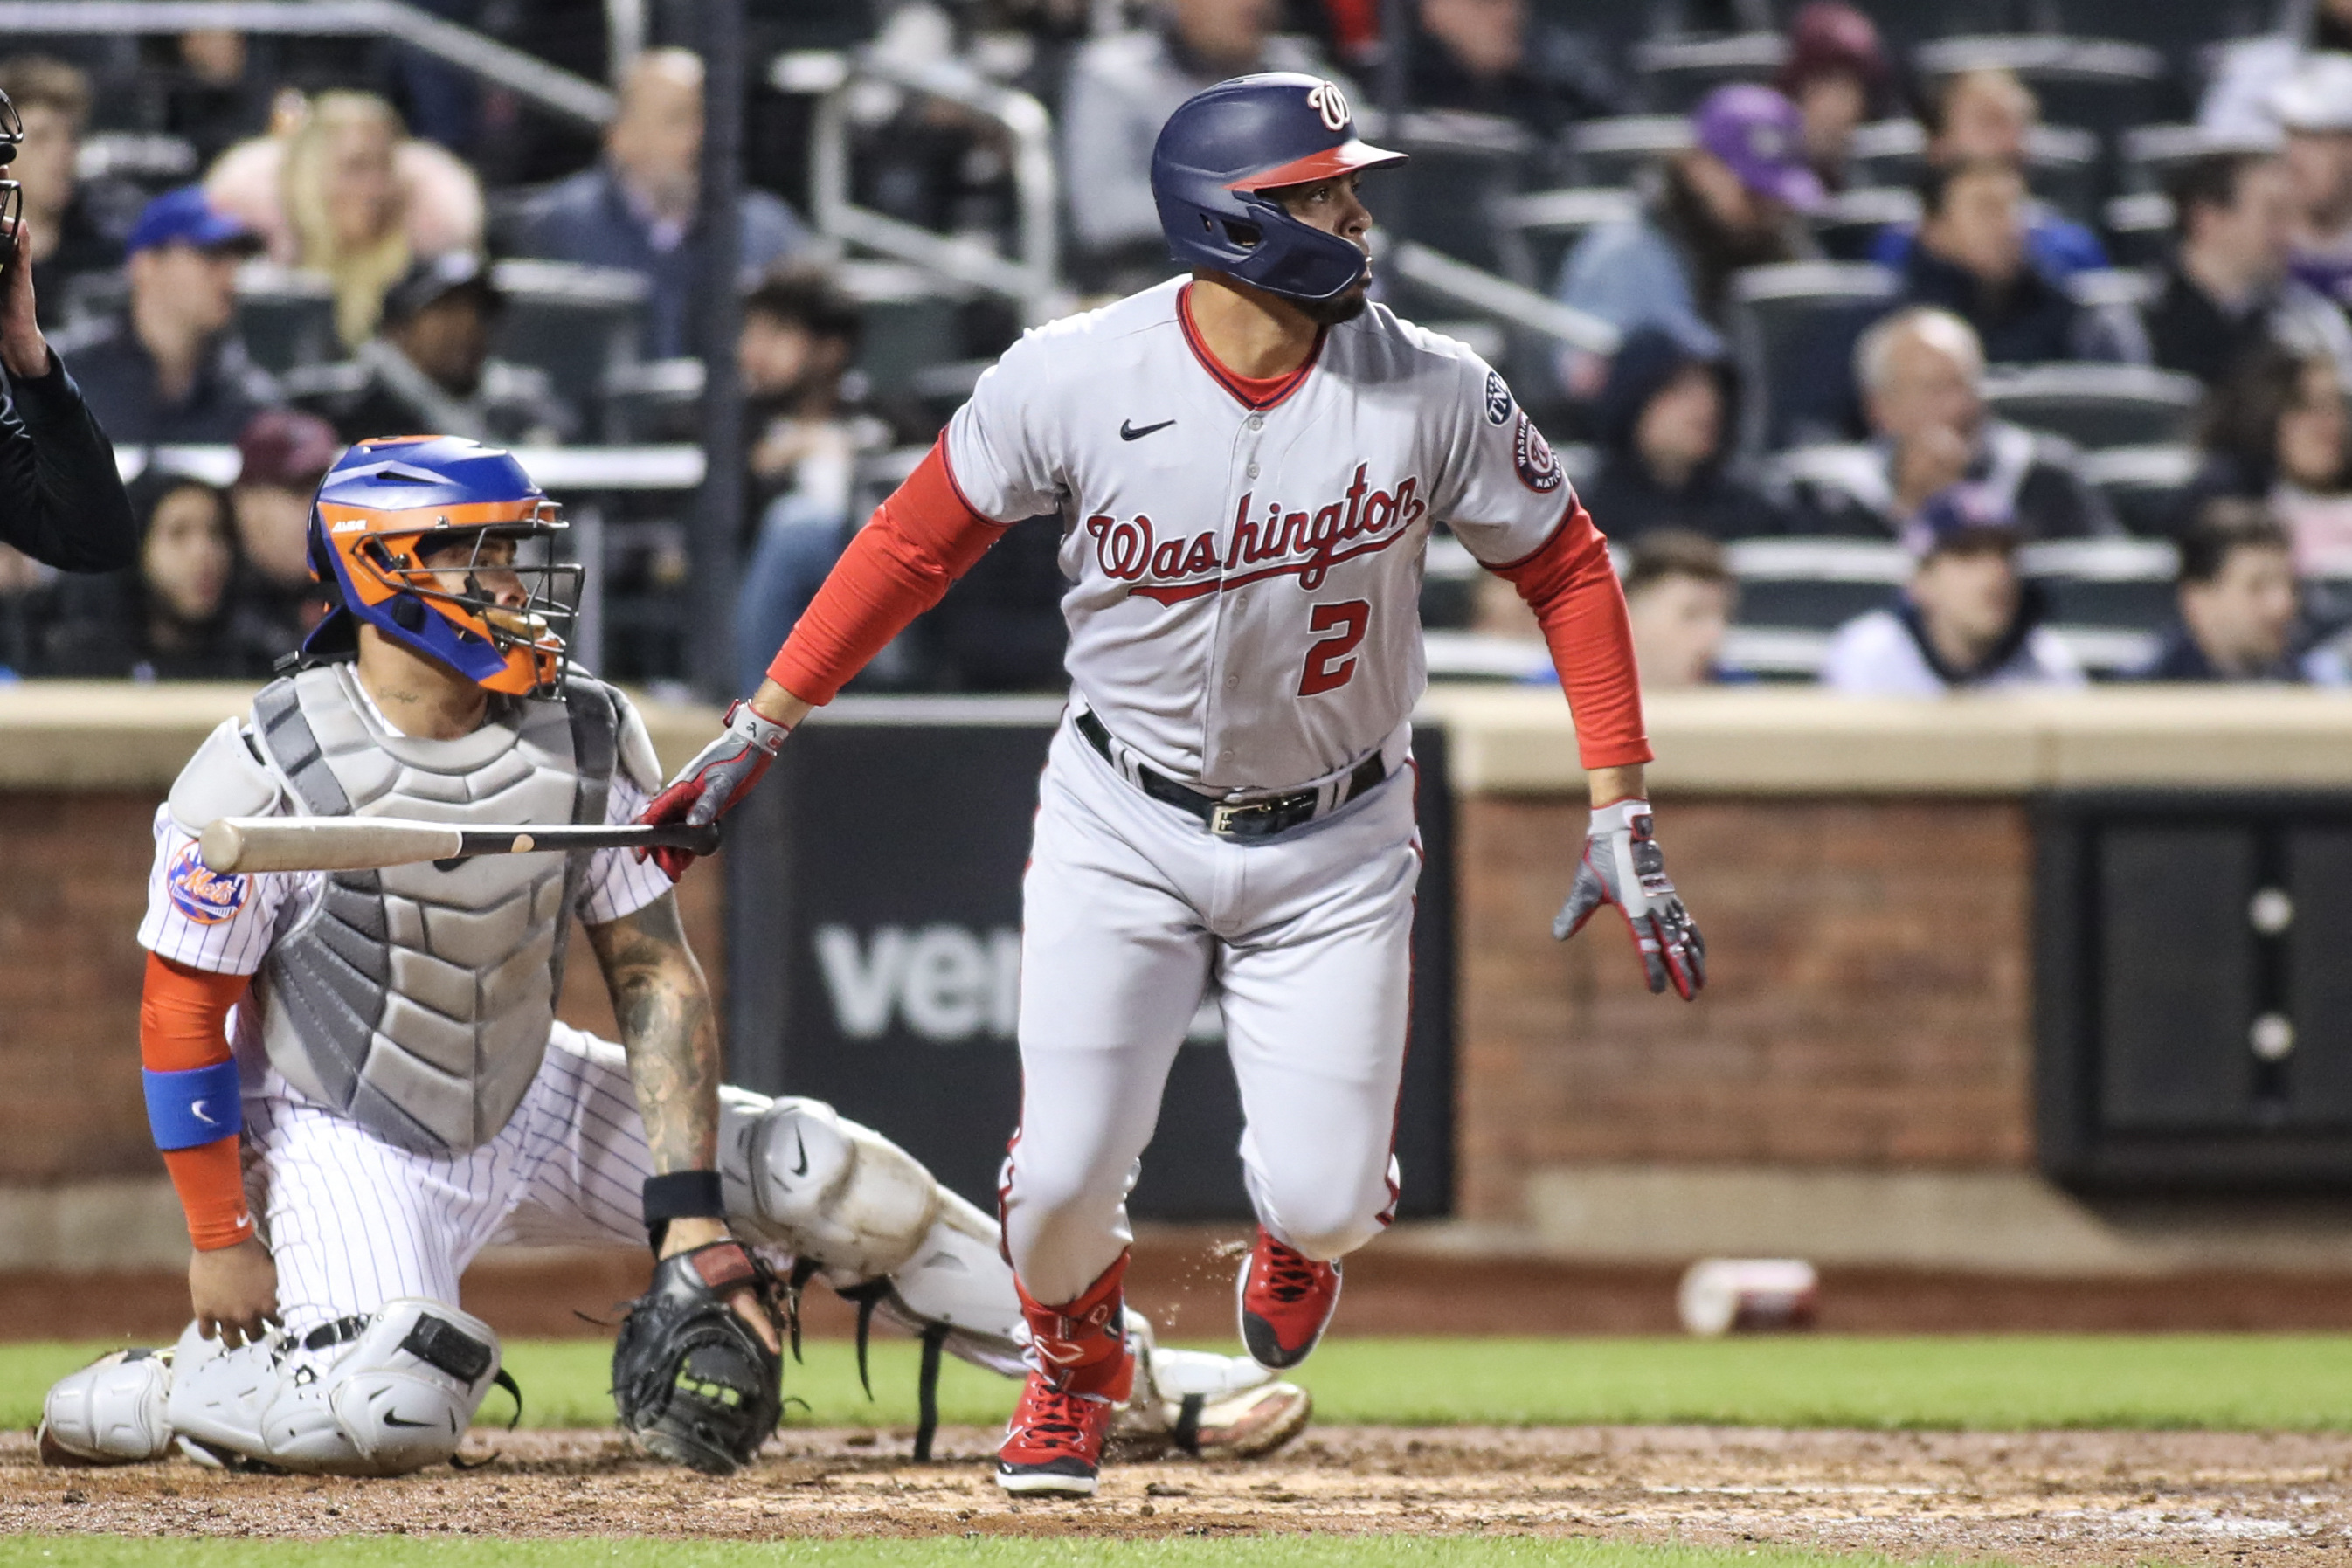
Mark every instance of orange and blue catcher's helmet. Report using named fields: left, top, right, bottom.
left=302, top=435, right=581, bottom=696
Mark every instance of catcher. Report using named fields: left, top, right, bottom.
left=39, top=436, right=1307, bottom=1477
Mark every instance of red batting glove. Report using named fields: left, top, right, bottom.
left=634, top=700, right=792, bottom=881
left=1552, top=798, right=1706, bottom=1000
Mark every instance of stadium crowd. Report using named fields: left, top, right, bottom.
left=1, top=0, right=2350, bottom=697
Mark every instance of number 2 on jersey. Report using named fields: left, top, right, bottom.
left=1297, top=600, right=1370, bottom=696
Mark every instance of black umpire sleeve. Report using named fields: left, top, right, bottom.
left=0, top=346, right=137, bottom=571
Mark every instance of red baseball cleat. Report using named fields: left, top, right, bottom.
left=1000, top=1254, right=1135, bottom=1496
left=997, top=1371, right=1119, bottom=1496
left=1236, top=1227, right=1342, bottom=1371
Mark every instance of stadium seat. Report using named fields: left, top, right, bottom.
left=1913, top=34, right=2169, bottom=147
left=488, top=259, right=649, bottom=409
left=75, top=132, right=196, bottom=193
left=1379, top=111, right=1540, bottom=274
left=2101, top=193, right=2174, bottom=268
left=2118, top=123, right=2217, bottom=193
left=1724, top=535, right=1910, bottom=632
left=2019, top=535, right=2179, bottom=630
left=1979, top=363, right=2203, bottom=450
left=234, top=264, right=338, bottom=376
left=599, top=358, right=705, bottom=445
left=1846, top=119, right=1930, bottom=191
left=1563, top=115, right=1692, bottom=188
left=836, top=261, right=975, bottom=400
left=1811, top=186, right=1920, bottom=262
left=1726, top=262, right=1899, bottom=453
left=1492, top=186, right=1643, bottom=290
left=1845, top=116, right=2102, bottom=224
left=1631, top=32, right=1789, bottom=114
left=2078, top=444, right=2203, bottom=537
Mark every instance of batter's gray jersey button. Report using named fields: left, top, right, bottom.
left=1246, top=463, right=1260, bottom=478
left=1247, top=414, right=1264, bottom=430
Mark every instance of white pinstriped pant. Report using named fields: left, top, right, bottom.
left=244, top=1023, right=654, bottom=1337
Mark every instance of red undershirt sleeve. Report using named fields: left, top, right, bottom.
left=766, top=438, right=1010, bottom=706
left=142, top=952, right=256, bottom=1252
left=1489, top=500, right=1654, bottom=771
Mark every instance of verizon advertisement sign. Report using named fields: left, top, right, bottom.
left=725, top=700, right=1454, bottom=1219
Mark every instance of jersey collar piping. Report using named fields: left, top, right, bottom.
left=1176, top=283, right=1325, bottom=412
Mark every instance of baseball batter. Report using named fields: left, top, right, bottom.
left=645, top=73, right=1706, bottom=1496
left=40, top=436, right=1306, bottom=1478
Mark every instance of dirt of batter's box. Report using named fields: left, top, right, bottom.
left=10, top=1426, right=2352, bottom=1564
left=19, top=1230, right=2352, bottom=1343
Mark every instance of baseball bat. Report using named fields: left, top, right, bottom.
left=197, top=816, right=722, bottom=874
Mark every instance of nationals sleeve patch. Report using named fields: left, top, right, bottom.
left=167, top=839, right=252, bottom=925
left=1484, top=370, right=1514, bottom=426
left=1513, top=412, right=1563, bottom=494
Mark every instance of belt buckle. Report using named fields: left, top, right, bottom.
left=1209, top=799, right=1276, bottom=838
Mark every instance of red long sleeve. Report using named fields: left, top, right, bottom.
left=766, top=438, right=1009, bottom=705
left=1491, top=501, right=1653, bottom=770
left=142, top=952, right=256, bottom=1251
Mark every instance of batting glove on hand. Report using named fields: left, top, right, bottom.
left=634, top=700, right=792, bottom=881
left=1553, top=798, right=1706, bottom=1000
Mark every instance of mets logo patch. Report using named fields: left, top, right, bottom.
left=1513, top=412, right=1563, bottom=494
left=167, top=840, right=251, bottom=925
left=1484, top=370, right=1514, bottom=425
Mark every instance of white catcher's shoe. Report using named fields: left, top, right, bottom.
left=1117, top=1309, right=1313, bottom=1460
left=38, top=1347, right=176, bottom=1465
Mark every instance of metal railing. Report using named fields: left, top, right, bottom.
left=0, top=2, right=615, bottom=128
left=1386, top=242, right=1621, bottom=355
left=780, top=49, right=1068, bottom=324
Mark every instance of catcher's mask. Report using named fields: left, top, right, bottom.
left=302, top=435, right=581, bottom=696
left=0, top=88, right=24, bottom=261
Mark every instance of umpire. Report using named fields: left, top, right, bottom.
left=0, top=85, right=136, bottom=573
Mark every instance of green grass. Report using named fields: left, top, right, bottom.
left=13, top=1333, right=2352, bottom=1433
left=0, top=1540, right=1982, bottom=1568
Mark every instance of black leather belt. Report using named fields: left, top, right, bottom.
left=1075, top=708, right=1387, bottom=840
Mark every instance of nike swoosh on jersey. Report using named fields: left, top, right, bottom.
left=1119, top=418, right=1177, bottom=441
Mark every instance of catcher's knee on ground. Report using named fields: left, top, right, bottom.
left=47, top=1300, right=505, bottom=1475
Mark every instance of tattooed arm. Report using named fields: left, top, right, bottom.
left=588, top=893, right=778, bottom=1348
left=587, top=891, right=722, bottom=1178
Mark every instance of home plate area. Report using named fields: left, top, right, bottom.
left=9, top=1426, right=2352, bottom=1562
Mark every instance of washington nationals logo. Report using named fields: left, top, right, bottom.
left=167, top=839, right=251, bottom=925
left=1513, top=412, right=1563, bottom=494
left=1307, top=80, right=1350, bottom=133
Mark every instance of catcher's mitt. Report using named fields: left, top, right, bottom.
left=612, top=1240, right=783, bottom=1475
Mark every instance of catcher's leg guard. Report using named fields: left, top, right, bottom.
left=172, top=1301, right=508, bottom=1476
left=39, top=1347, right=176, bottom=1465
left=718, top=1092, right=941, bottom=1281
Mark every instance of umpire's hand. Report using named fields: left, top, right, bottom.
left=1553, top=798, right=1706, bottom=1000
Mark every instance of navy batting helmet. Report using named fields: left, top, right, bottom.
left=1150, top=73, right=1406, bottom=304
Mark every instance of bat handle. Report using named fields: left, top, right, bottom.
left=654, top=821, right=723, bottom=858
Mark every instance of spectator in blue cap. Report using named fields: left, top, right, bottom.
left=46, top=184, right=278, bottom=446
left=1820, top=484, right=2086, bottom=694
left=1553, top=83, right=1821, bottom=397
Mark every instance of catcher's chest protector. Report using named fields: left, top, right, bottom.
left=249, top=664, right=619, bottom=1155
